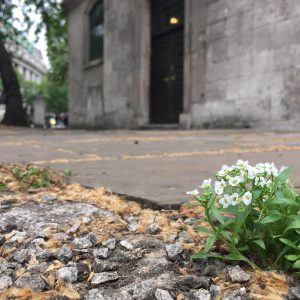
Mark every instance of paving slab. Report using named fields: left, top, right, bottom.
left=1, top=126, right=300, bottom=206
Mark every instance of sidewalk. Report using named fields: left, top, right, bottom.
left=1, top=126, right=300, bottom=206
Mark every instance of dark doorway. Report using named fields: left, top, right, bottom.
left=150, top=0, right=184, bottom=124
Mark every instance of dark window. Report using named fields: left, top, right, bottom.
left=89, top=0, right=104, bottom=61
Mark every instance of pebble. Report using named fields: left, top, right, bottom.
left=165, top=242, right=183, bottom=260
left=155, top=289, right=174, bottom=300
left=210, top=284, right=221, bottom=299
left=87, top=288, right=105, bottom=300
left=228, top=265, right=251, bottom=283
left=86, top=232, right=98, bottom=245
left=93, top=247, right=110, bottom=259
left=178, top=230, right=193, bottom=243
left=68, top=223, right=80, bottom=233
left=178, top=275, right=210, bottom=290
left=82, top=217, right=92, bottom=224
left=0, top=275, right=12, bottom=290
left=57, top=244, right=73, bottom=262
left=15, top=274, right=46, bottom=291
left=288, top=286, right=300, bottom=300
left=145, top=223, right=160, bottom=234
left=42, top=194, right=57, bottom=202
left=128, top=222, right=140, bottom=232
left=12, top=249, right=30, bottom=264
left=93, top=258, right=119, bottom=272
left=102, top=238, right=116, bottom=250
left=72, top=237, right=93, bottom=249
left=132, top=282, right=154, bottom=299
left=120, top=240, right=134, bottom=251
left=57, top=266, right=78, bottom=283
left=36, top=249, right=53, bottom=262
left=193, top=258, right=226, bottom=276
left=0, top=235, right=6, bottom=246
left=193, top=289, right=212, bottom=300
left=124, top=214, right=139, bottom=223
left=223, top=287, right=248, bottom=300
left=91, top=272, right=119, bottom=285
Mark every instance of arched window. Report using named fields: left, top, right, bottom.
left=89, top=0, right=104, bottom=61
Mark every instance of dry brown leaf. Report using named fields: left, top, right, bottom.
left=176, top=292, right=185, bottom=300
left=46, top=260, right=64, bottom=272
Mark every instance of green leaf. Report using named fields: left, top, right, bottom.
left=279, top=238, right=300, bottom=251
left=272, top=198, right=299, bottom=207
left=234, top=204, right=252, bottom=235
left=274, top=166, right=292, bottom=189
left=285, top=255, right=299, bottom=261
left=205, top=235, right=216, bottom=252
left=194, top=226, right=212, bottom=234
left=293, top=260, right=300, bottom=269
left=252, top=239, right=265, bottom=250
left=284, top=216, right=300, bottom=234
left=252, top=189, right=262, bottom=200
left=260, top=212, right=282, bottom=224
left=211, top=207, right=224, bottom=224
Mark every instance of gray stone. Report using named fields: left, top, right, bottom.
left=165, top=242, right=183, bottom=260
left=102, top=238, right=116, bottom=250
left=132, top=282, right=154, bottom=300
left=120, top=239, right=134, bottom=251
left=288, top=286, right=300, bottom=300
left=178, top=275, right=210, bottom=290
left=15, top=274, right=46, bottom=291
left=223, top=287, right=248, bottom=300
left=57, top=266, right=78, bottom=283
left=42, top=194, right=57, bottom=202
left=11, top=249, right=30, bottom=264
left=68, top=223, right=80, bottom=233
left=178, top=230, right=193, bottom=243
left=0, top=275, right=12, bottom=290
left=86, top=232, right=98, bottom=245
left=210, top=285, right=221, bottom=299
left=155, top=289, right=174, bottom=300
left=193, top=258, right=226, bottom=276
left=124, top=215, right=139, bottom=223
left=57, top=244, right=73, bottom=262
left=72, top=237, right=93, bottom=249
left=91, top=272, right=119, bottom=285
left=128, top=222, right=140, bottom=232
left=10, top=231, right=27, bottom=242
left=82, top=217, right=92, bottom=224
left=53, top=232, right=69, bottom=241
left=228, top=265, right=251, bottom=283
left=36, top=249, right=53, bottom=261
left=145, top=223, right=160, bottom=234
left=193, top=289, right=211, bottom=300
left=0, top=235, right=6, bottom=246
left=93, top=247, right=110, bottom=259
left=27, top=262, right=48, bottom=274
left=87, top=288, right=105, bottom=300
left=93, top=258, right=119, bottom=272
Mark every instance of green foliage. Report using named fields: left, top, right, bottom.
left=17, top=73, right=41, bottom=105
left=11, top=165, right=50, bottom=189
left=188, top=161, right=300, bottom=273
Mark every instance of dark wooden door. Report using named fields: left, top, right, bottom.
left=150, top=0, right=184, bottom=124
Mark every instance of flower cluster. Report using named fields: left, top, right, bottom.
left=187, top=160, right=287, bottom=208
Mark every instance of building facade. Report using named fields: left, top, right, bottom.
left=65, top=0, right=300, bottom=129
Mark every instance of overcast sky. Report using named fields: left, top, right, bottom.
left=13, top=1, right=49, bottom=68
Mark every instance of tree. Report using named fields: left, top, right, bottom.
left=0, top=0, right=66, bottom=126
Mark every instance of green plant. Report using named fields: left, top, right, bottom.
left=11, top=165, right=50, bottom=188
left=187, top=160, right=300, bottom=273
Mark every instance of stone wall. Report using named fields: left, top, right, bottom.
left=189, top=0, right=300, bottom=128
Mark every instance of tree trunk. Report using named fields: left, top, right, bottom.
left=0, top=37, right=27, bottom=126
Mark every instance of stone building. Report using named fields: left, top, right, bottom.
left=65, top=0, right=300, bottom=129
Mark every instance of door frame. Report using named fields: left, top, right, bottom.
left=138, top=0, right=192, bottom=127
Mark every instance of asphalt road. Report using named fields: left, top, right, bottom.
left=1, top=126, right=300, bottom=207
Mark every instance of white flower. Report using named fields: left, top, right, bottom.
left=230, top=193, right=241, bottom=206
left=200, top=178, right=212, bottom=189
left=186, top=189, right=199, bottom=196
left=217, top=165, right=229, bottom=177
left=242, top=191, right=252, bottom=205
left=214, top=187, right=224, bottom=195
left=228, top=176, right=243, bottom=186
left=255, top=176, right=266, bottom=187
left=219, top=194, right=231, bottom=208
left=236, top=160, right=249, bottom=168
left=262, top=195, right=268, bottom=202
left=271, top=163, right=279, bottom=177
left=247, top=166, right=257, bottom=180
